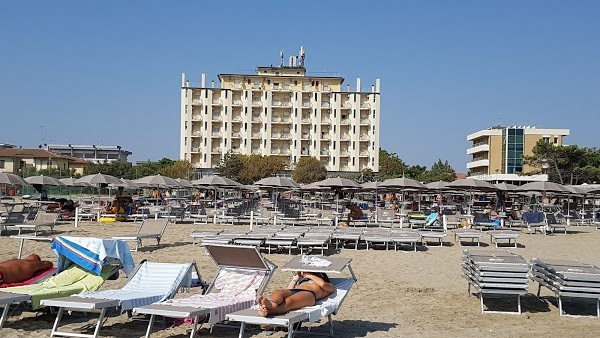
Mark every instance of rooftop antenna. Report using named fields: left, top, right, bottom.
left=280, top=50, right=284, bottom=67
left=299, top=46, right=306, bottom=67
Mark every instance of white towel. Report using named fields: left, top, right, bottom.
left=300, top=255, right=332, bottom=267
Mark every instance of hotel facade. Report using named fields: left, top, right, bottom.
left=180, top=50, right=380, bottom=174
left=466, top=125, right=570, bottom=183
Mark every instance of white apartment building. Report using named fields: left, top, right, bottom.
left=180, top=49, right=380, bottom=173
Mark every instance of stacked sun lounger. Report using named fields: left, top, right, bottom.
left=462, top=250, right=529, bottom=314
left=530, top=258, right=600, bottom=317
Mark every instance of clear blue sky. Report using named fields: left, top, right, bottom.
left=1, top=1, right=598, bottom=172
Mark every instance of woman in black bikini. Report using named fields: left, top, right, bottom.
left=257, top=271, right=335, bottom=316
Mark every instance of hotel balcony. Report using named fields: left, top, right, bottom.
left=272, top=85, right=291, bottom=92
left=211, top=115, right=222, bottom=122
left=231, top=116, right=243, bottom=123
left=251, top=117, right=262, bottom=123
left=191, top=131, right=202, bottom=138
left=232, top=100, right=243, bottom=106
left=190, top=147, right=200, bottom=153
left=231, top=148, right=242, bottom=154
left=301, top=102, right=312, bottom=108
left=251, top=133, right=262, bottom=139
left=251, top=149, right=262, bottom=155
left=320, top=118, right=332, bottom=124
left=301, top=117, right=312, bottom=124
left=360, top=119, right=370, bottom=125
left=341, top=103, right=352, bottom=109
left=211, top=148, right=222, bottom=154
left=211, top=99, right=223, bottom=106
left=320, top=150, right=330, bottom=156
left=340, top=165, right=350, bottom=171
left=301, top=150, right=310, bottom=155
left=340, top=150, right=350, bottom=157
left=466, top=143, right=490, bottom=155
left=359, top=151, right=370, bottom=157
left=466, top=159, right=490, bottom=169
left=360, top=102, right=371, bottom=109
left=340, top=119, right=350, bottom=125
left=191, top=115, right=202, bottom=121
left=320, top=134, right=331, bottom=140
left=359, top=135, right=370, bottom=141
left=231, top=132, right=241, bottom=139
left=340, top=134, right=351, bottom=141
left=252, top=85, right=262, bottom=91
left=191, top=100, right=203, bottom=106
left=321, top=102, right=331, bottom=108
left=211, top=132, right=222, bottom=138
left=301, top=134, right=311, bottom=140
left=322, top=85, right=331, bottom=92
left=252, top=100, right=262, bottom=107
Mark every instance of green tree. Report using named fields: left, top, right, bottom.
left=292, top=157, right=327, bottom=184
left=418, top=160, right=456, bottom=183
left=238, top=155, right=287, bottom=185
left=360, top=168, right=375, bottom=182
left=523, top=140, right=589, bottom=184
left=405, top=165, right=427, bottom=180
left=378, top=148, right=407, bottom=180
left=215, top=152, right=244, bottom=181
left=159, top=160, right=194, bottom=179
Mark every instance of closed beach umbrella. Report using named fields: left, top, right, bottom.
left=24, top=175, right=65, bottom=187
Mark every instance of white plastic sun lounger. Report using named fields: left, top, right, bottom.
left=112, top=219, right=169, bottom=252
left=133, top=245, right=276, bottom=338
left=41, top=261, right=196, bottom=338
left=226, top=255, right=357, bottom=338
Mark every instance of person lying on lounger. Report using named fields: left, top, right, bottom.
left=257, top=271, right=335, bottom=316
left=0, top=254, right=53, bottom=284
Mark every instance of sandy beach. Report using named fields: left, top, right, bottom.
left=1, top=218, right=600, bottom=338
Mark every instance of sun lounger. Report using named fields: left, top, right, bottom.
left=112, top=218, right=169, bottom=252
left=390, top=229, right=421, bottom=252
left=133, top=244, right=276, bottom=338
left=488, top=230, right=520, bottom=248
left=531, top=258, right=600, bottom=317
left=453, top=229, right=484, bottom=247
left=332, top=228, right=363, bottom=250
left=546, top=213, right=570, bottom=234
left=42, top=261, right=196, bottom=338
left=13, top=211, right=59, bottom=236
left=462, top=250, right=529, bottom=314
left=0, top=212, right=26, bottom=235
left=226, top=255, right=357, bottom=338
left=523, top=211, right=547, bottom=235
left=363, top=229, right=391, bottom=250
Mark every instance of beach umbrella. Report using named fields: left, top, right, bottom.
left=173, top=178, right=194, bottom=188
left=76, top=173, right=122, bottom=185
left=24, top=175, right=65, bottom=186
left=255, top=177, right=300, bottom=211
left=0, top=172, right=28, bottom=186
left=447, top=178, right=497, bottom=214
left=0, top=172, right=28, bottom=205
left=76, top=173, right=122, bottom=204
left=360, top=181, right=382, bottom=191
left=516, top=181, right=569, bottom=212
left=313, top=177, right=361, bottom=189
left=133, top=174, right=179, bottom=188
left=380, top=178, right=427, bottom=213
left=192, top=175, right=241, bottom=188
left=254, top=177, right=300, bottom=189
left=110, top=178, right=141, bottom=189
left=426, top=181, right=450, bottom=191
left=60, top=177, right=93, bottom=187
left=493, top=182, right=519, bottom=192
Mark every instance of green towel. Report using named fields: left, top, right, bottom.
left=5, top=264, right=116, bottom=309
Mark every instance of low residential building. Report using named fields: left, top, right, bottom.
left=45, top=144, right=132, bottom=164
left=0, top=148, right=87, bottom=176
left=466, top=125, right=570, bottom=184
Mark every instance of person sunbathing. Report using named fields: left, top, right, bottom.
left=346, top=203, right=364, bottom=225
left=0, top=254, right=53, bottom=284
left=257, top=271, right=335, bottom=316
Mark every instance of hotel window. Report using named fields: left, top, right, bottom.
left=554, top=137, right=558, bottom=144
left=543, top=137, right=550, bottom=143
left=0, top=160, right=4, bottom=169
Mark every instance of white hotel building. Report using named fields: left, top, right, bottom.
left=180, top=51, right=381, bottom=174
